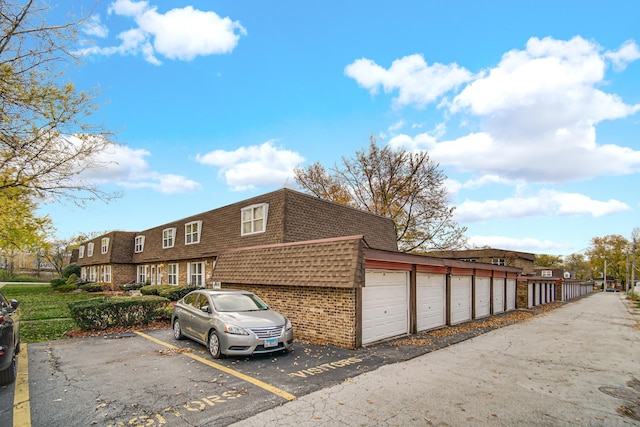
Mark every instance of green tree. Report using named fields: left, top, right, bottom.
left=534, top=254, right=564, bottom=268
left=0, top=187, right=52, bottom=275
left=1, top=0, right=118, bottom=204
left=295, top=137, right=467, bottom=252
left=563, top=253, right=591, bottom=280
left=585, top=235, right=629, bottom=284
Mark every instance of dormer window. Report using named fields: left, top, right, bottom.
left=163, top=228, right=176, bottom=249
left=135, top=235, right=145, bottom=253
left=101, top=237, right=110, bottom=254
left=241, top=203, right=268, bottom=236
left=87, top=242, right=94, bottom=257
left=79, top=246, right=85, bottom=258
left=185, top=221, right=202, bottom=245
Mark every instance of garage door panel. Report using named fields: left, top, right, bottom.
left=493, top=278, right=505, bottom=313
left=506, top=279, right=516, bottom=311
left=450, top=276, right=472, bottom=325
left=363, top=271, right=408, bottom=344
left=474, top=277, right=491, bottom=319
left=417, top=273, right=446, bottom=331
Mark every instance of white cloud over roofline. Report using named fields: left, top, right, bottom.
left=196, top=141, right=305, bottom=191
left=78, top=142, right=202, bottom=194
left=454, top=189, right=630, bottom=223
left=381, top=36, right=640, bottom=184
left=344, top=54, right=474, bottom=109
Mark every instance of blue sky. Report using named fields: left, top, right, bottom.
left=40, top=0, right=640, bottom=257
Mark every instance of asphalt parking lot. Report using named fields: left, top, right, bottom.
left=0, top=304, right=571, bottom=427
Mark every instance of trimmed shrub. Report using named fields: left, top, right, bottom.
left=50, top=278, right=66, bottom=288
left=140, top=285, right=199, bottom=301
left=54, top=283, right=78, bottom=293
left=79, top=282, right=104, bottom=293
left=158, top=285, right=199, bottom=301
left=68, top=296, right=170, bottom=330
left=66, top=273, right=79, bottom=285
left=139, top=284, right=161, bottom=296
left=155, top=302, right=175, bottom=322
left=62, top=263, right=81, bottom=279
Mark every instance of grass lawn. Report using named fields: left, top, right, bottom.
left=1, top=283, right=103, bottom=343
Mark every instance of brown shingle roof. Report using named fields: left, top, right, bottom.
left=212, top=235, right=367, bottom=288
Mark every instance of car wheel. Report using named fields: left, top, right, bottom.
left=0, top=355, right=17, bottom=386
left=173, top=319, right=184, bottom=340
left=208, top=331, right=222, bottom=359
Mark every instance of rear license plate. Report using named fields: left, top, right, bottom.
left=264, top=337, right=278, bottom=348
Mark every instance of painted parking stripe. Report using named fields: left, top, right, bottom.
left=13, top=343, right=31, bottom=427
left=135, top=331, right=296, bottom=401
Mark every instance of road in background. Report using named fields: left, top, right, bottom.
left=234, top=293, right=640, bottom=426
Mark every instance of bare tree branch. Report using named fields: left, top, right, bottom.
left=1, top=0, right=118, bottom=205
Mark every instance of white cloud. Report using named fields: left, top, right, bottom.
left=119, top=173, right=202, bottom=194
left=82, top=15, right=109, bottom=38
left=344, top=54, right=474, bottom=109
left=386, top=36, right=640, bottom=183
left=79, top=143, right=201, bottom=194
left=196, top=141, right=305, bottom=191
left=605, top=39, right=640, bottom=71
left=78, top=0, right=246, bottom=64
left=454, top=189, right=630, bottom=223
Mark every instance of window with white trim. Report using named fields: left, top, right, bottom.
left=135, top=236, right=145, bottom=253
left=241, top=203, right=268, bottom=236
left=167, top=263, right=178, bottom=285
left=101, top=237, right=110, bottom=254
left=87, top=242, right=94, bottom=257
left=80, top=267, right=87, bottom=281
left=541, top=270, right=553, bottom=277
left=89, top=266, right=96, bottom=282
left=137, top=265, right=148, bottom=283
left=185, top=221, right=202, bottom=245
left=187, top=262, right=204, bottom=286
left=491, top=257, right=505, bottom=266
left=102, top=265, right=112, bottom=283
left=79, top=246, right=85, bottom=258
left=162, top=228, right=176, bottom=249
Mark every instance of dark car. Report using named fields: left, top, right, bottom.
left=171, top=289, right=294, bottom=359
left=0, top=290, right=20, bottom=385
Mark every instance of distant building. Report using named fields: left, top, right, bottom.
left=426, top=249, right=536, bottom=275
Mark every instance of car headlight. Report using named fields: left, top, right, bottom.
left=224, top=324, right=249, bottom=335
left=285, top=318, right=292, bottom=331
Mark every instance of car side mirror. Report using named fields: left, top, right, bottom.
left=10, top=299, right=18, bottom=310
left=200, top=305, right=211, bottom=313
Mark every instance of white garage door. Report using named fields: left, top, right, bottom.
left=474, top=277, right=491, bottom=319
left=416, top=273, right=446, bottom=331
left=534, top=283, right=541, bottom=306
left=493, top=278, right=505, bottom=314
left=506, top=279, right=516, bottom=311
left=450, top=276, right=472, bottom=325
left=528, top=283, right=534, bottom=307
left=363, top=270, right=409, bottom=344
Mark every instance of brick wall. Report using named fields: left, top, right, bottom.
left=111, top=264, right=136, bottom=285
left=516, top=279, right=529, bottom=308
left=221, top=283, right=358, bottom=349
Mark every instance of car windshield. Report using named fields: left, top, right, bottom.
left=211, top=293, right=269, bottom=312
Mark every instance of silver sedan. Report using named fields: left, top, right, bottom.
left=171, top=289, right=294, bottom=358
